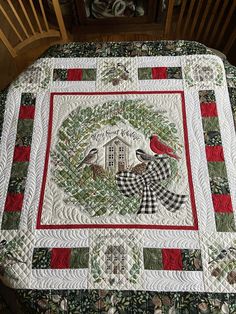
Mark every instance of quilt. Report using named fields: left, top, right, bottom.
left=0, top=41, right=236, bottom=313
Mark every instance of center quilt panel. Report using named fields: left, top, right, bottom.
left=37, top=92, right=197, bottom=229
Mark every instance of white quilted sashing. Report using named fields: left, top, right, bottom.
left=0, top=231, right=34, bottom=289
left=201, top=233, right=236, bottom=292
left=96, top=57, right=138, bottom=91
left=144, top=270, right=204, bottom=292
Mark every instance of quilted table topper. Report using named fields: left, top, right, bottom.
left=0, top=52, right=236, bottom=295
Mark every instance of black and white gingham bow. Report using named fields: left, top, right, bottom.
left=116, top=158, right=188, bottom=214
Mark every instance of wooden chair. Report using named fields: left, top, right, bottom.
left=164, top=0, right=236, bottom=56
left=0, top=0, right=68, bottom=58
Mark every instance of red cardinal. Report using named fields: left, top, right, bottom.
left=150, top=134, right=180, bottom=160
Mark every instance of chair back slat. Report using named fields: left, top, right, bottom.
left=189, top=0, right=204, bottom=39
left=216, top=0, right=236, bottom=47
left=182, top=0, right=196, bottom=38
left=224, top=25, right=236, bottom=54
left=52, top=0, right=68, bottom=41
left=0, top=0, right=68, bottom=58
left=29, top=0, right=43, bottom=33
left=164, top=0, right=174, bottom=38
left=202, top=0, right=221, bottom=42
left=18, top=0, right=36, bottom=35
left=6, top=0, right=29, bottom=38
left=0, top=28, right=17, bottom=57
left=176, top=0, right=187, bottom=38
left=0, top=3, right=23, bottom=41
left=209, top=1, right=229, bottom=46
left=39, top=0, right=49, bottom=31
left=195, top=0, right=213, bottom=41
left=163, top=0, right=235, bottom=58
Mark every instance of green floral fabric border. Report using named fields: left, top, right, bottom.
left=43, top=40, right=212, bottom=58
left=0, top=88, right=8, bottom=140
left=17, top=289, right=236, bottom=314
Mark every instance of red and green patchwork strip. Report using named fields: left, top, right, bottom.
left=199, top=90, right=235, bottom=232
left=143, top=248, right=202, bottom=271
left=32, top=247, right=89, bottom=269
left=53, top=68, right=96, bottom=81
left=1, top=93, right=36, bottom=230
left=138, top=67, right=182, bottom=80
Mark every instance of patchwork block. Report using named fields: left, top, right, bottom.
left=143, top=248, right=202, bottom=271
left=138, top=66, right=182, bottom=80
left=53, top=68, right=96, bottom=81
left=143, top=248, right=163, bottom=270
left=32, top=247, right=90, bottom=270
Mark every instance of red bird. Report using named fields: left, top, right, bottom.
left=150, top=134, right=180, bottom=160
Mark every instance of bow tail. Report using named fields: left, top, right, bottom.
left=152, top=184, right=188, bottom=212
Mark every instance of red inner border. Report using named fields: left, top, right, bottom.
left=36, top=91, right=198, bottom=230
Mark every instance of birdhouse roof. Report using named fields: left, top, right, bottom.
left=103, top=136, right=131, bottom=147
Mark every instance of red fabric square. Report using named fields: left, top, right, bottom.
left=19, top=106, right=35, bottom=119
left=212, top=194, right=233, bottom=213
left=205, top=146, right=224, bottom=162
left=200, top=102, right=218, bottom=117
left=13, top=146, right=31, bottom=162
left=67, top=69, right=83, bottom=81
left=4, top=193, right=24, bottom=211
left=152, top=67, right=168, bottom=79
left=50, top=248, right=71, bottom=269
left=162, top=249, right=183, bottom=270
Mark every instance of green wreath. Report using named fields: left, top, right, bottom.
left=51, top=99, right=182, bottom=217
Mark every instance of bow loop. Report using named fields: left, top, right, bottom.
left=115, top=171, right=144, bottom=197
left=116, top=158, right=188, bottom=214
left=143, top=157, right=172, bottom=183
